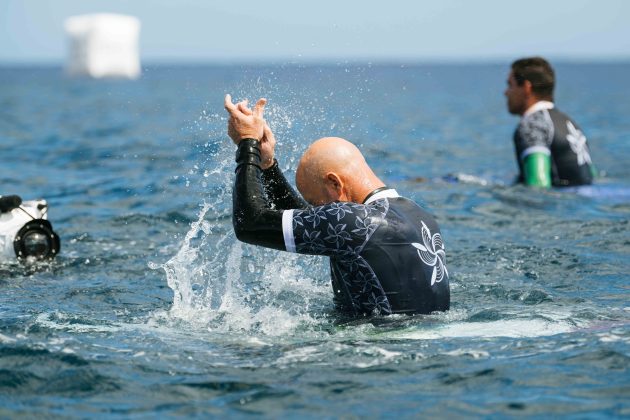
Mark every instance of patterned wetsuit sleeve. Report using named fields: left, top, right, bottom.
left=283, top=199, right=389, bottom=257
left=261, top=160, right=309, bottom=210
left=517, top=111, right=553, bottom=160
left=232, top=139, right=286, bottom=251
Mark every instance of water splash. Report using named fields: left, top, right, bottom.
left=149, top=92, right=332, bottom=337
left=149, top=198, right=331, bottom=336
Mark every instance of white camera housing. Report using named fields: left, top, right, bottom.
left=0, top=199, right=55, bottom=261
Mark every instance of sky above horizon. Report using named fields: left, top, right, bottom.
left=1, top=0, right=629, bottom=64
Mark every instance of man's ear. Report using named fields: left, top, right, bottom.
left=325, top=172, right=344, bottom=196
left=523, top=80, right=533, bottom=95
left=326, top=172, right=343, bottom=191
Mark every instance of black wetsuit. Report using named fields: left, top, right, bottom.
left=233, top=139, right=450, bottom=316
left=514, top=102, right=594, bottom=186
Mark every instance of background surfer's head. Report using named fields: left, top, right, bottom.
left=296, top=137, right=384, bottom=206
left=505, top=56, right=555, bottom=115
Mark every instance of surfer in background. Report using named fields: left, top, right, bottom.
left=505, top=57, right=596, bottom=187
left=223, top=94, right=449, bottom=317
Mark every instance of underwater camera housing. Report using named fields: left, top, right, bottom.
left=0, top=195, right=60, bottom=262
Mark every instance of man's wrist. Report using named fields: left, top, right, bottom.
left=240, top=135, right=261, bottom=141
left=261, top=158, right=277, bottom=171
left=235, top=139, right=262, bottom=170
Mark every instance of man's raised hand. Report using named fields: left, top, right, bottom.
left=224, top=94, right=267, bottom=143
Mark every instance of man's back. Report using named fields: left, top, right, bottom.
left=514, top=105, right=594, bottom=186
left=287, top=190, right=450, bottom=316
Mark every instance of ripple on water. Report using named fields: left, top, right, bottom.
left=0, top=345, right=120, bottom=396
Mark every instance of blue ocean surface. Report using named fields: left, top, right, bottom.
left=0, top=63, right=629, bottom=418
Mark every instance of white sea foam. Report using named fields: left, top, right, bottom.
left=389, top=317, right=575, bottom=340
left=34, top=311, right=122, bottom=334
left=0, top=333, right=17, bottom=343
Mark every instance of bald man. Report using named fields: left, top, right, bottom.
left=224, top=94, right=449, bottom=316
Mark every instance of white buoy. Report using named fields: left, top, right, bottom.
left=64, top=13, right=141, bottom=79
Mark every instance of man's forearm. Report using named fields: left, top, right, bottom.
left=261, top=160, right=308, bottom=210
left=233, top=139, right=286, bottom=250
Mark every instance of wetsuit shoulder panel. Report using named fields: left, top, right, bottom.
left=287, top=199, right=389, bottom=257
left=516, top=109, right=554, bottom=160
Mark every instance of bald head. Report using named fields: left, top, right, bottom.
left=296, top=137, right=385, bottom=205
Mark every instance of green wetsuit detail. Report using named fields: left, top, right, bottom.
left=523, top=152, right=551, bottom=188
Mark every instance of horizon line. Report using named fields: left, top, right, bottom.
left=1, top=56, right=630, bottom=68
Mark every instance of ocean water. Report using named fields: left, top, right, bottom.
left=0, top=63, right=628, bottom=418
